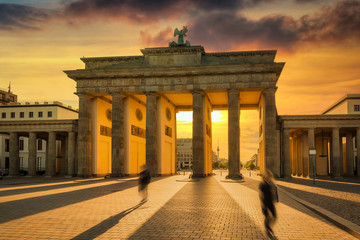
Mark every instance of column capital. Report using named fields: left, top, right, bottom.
left=227, top=88, right=240, bottom=93
left=111, top=91, right=125, bottom=97
left=75, top=92, right=92, bottom=97
left=145, top=91, right=160, bottom=97
left=263, top=87, right=278, bottom=93
left=191, top=89, right=204, bottom=95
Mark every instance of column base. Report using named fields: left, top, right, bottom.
left=110, top=173, right=122, bottom=178
left=226, top=173, right=243, bottom=180
left=191, top=173, right=206, bottom=178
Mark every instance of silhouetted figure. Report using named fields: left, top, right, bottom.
left=259, top=169, right=279, bottom=239
left=139, top=165, right=151, bottom=203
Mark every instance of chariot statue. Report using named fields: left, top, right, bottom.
left=169, top=26, right=191, bottom=47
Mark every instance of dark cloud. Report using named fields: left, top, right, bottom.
left=142, top=0, right=360, bottom=52
left=0, top=3, right=51, bottom=31
left=61, top=0, right=277, bottom=23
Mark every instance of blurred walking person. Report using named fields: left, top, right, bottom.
left=139, top=165, right=151, bottom=203
left=259, top=169, right=279, bottom=239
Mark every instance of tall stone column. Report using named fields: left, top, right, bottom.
left=332, top=128, right=341, bottom=178
left=192, top=91, right=205, bottom=177
left=227, top=89, right=242, bottom=179
left=282, top=128, right=291, bottom=178
left=308, top=128, right=316, bottom=178
left=111, top=92, right=125, bottom=177
left=146, top=93, right=158, bottom=177
left=263, top=88, right=278, bottom=176
left=297, top=134, right=302, bottom=176
left=28, top=132, right=37, bottom=176
left=67, top=132, right=76, bottom=176
left=9, top=132, right=19, bottom=176
left=302, top=131, right=309, bottom=177
left=357, top=128, right=360, bottom=177
left=292, top=134, right=298, bottom=175
left=77, top=93, right=92, bottom=177
left=346, top=132, right=354, bottom=176
left=46, top=132, right=56, bottom=177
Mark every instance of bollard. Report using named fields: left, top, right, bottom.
left=249, top=171, right=251, bottom=177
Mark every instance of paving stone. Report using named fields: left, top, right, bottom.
left=0, top=174, right=357, bottom=240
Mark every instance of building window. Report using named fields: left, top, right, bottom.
left=1, top=112, right=5, bottom=118
left=20, top=112, right=24, bottom=118
left=37, top=157, right=42, bottom=171
left=10, top=96, right=14, bottom=102
left=354, top=105, right=360, bottom=112
left=29, top=112, right=33, bottom=118
left=47, top=111, right=52, bottom=117
left=38, top=111, right=43, bottom=118
left=19, top=139, right=24, bottom=151
left=5, top=139, right=9, bottom=152
left=11, top=112, right=15, bottom=118
left=37, top=139, right=42, bottom=151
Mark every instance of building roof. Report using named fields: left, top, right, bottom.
left=321, top=94, right=360, bottom=115
left=0, top=101, right=78, bottom=113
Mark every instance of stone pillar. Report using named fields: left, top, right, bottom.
left=146, top=93, right=158, bottom=177
left=332, top=128, right=341, bottom=178
left=111, top=92, right=125, bottom=177
left=297, top=134, right=302, bottom=176
left=263, top=88, right=278, bottom=176
left=282, top=128, right=291, bottom=178
left=292, top=134, right=298, bottom=175
left=61, top=137, right=67, bottom=175
left=9, top=132, right=19, bottom=176
left=308, top=128, right=316, bottom=178
left=192, top=91, right=205, bottom=177
left=46, top=132, right=56, bottom=177
left=302, top=131, right=309, bottom=177
left=346, top=132, right=354, bottom=176
left=67, top=132, right=76, bottom=176
left=227, top=89, right=242, bottom=179
left=77, top=93, right=92, bottom=177
left=357, top=128, right=360, bottom=177
left=28, top=132, right=37, bottom=176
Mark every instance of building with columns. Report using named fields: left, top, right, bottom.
left=279, top=94, right=360, bottom=178
left=64, top=45, right=283, bottom=178
left=0, top=101, right=78, bottom=177
left=3, top=44, right=360, bottom=179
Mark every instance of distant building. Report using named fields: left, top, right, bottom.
left=177, top=138, right=192, bottom=169
left=322, top=94, right=360, bottom=115
left=0, top=95, right=78, bottom=176
left=212, top=151, right=218, bottom=163
left=0, top=87, right=17, bottom=105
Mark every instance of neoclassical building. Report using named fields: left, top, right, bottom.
left=64, top=45, right=283, bottom=178
left=3, top=44, right=360, bottom=179
left=0, top=100, right=78, bottom=177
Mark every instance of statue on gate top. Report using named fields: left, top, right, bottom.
left=169, top=26, right=191, bottom=47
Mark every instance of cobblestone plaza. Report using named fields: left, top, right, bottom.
left=0, top=173, right=358, bottom=240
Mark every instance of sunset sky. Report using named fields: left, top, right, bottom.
left=1, top=0, right=360, bottom=161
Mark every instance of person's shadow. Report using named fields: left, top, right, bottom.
left=71, top=201, right=146, bottom=240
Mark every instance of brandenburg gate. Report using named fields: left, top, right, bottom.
left=64, top=44, right=284, bottom=178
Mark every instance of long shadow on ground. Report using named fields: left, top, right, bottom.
left=278, top=185, right=360, bottom=224
left=128, top=177, right=268, bottom=240
left=71, top=201, right=146, bottom=240
left=0, top=178, right=109, bottom=197
left=276, top=177, right=360, bottom=194
left=241, top=177, right=360, bottom=226
left=0, top=177, right=162, bottom=224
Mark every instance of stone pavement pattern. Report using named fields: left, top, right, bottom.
left=0, top=174, right=357, bottom=240
left=275, top=177, right=360, bottom=225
